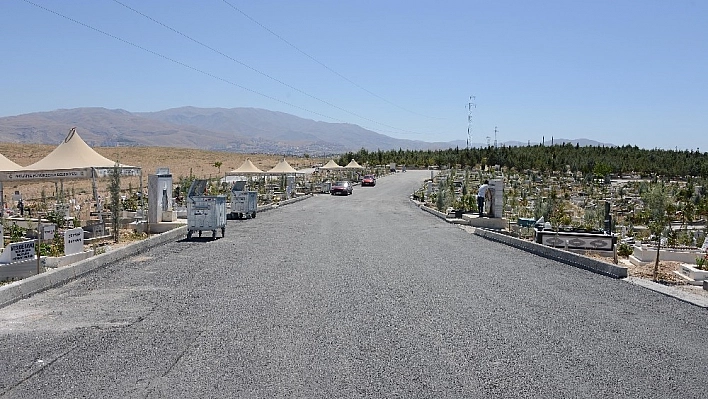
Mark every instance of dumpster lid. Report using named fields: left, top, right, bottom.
left=188, top=179, right=209, bottom=197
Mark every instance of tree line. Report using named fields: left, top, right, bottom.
left=335, top=144, right=708, bottom=179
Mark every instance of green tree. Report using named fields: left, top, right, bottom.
left=108, top=163, right=122, bottom=243
left=643, top=182, right=672, bottom=281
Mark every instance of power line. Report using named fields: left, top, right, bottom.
left=23, top=0, right=430, bottom=137
left=21, top=0, right=337, bottom=123
left=221, top=0, right=443, bottom=120
left=111, top=0, right=418, bottom=135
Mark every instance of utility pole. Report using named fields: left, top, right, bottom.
left=494, top=126, right=498, bottom=148
left=467, top=96, right=476, bottom=149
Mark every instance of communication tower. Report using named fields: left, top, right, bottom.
left=467, top=96, right=476, bottom=149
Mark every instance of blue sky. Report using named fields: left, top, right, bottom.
left=2, top=0, right=706, bottom=151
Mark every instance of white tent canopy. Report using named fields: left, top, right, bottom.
left=226, top=159, right=263, bottom=175
left=0, top=127, right=140, bottom=181
left=266, top=159, right=302, bottom=175
left=0, top=154, right=21, bottom=172
left=0, top=127, right=143, bottom=223
left=344, top=159, right=363, bottom=169
left=320, top=159, right=343, bottom=170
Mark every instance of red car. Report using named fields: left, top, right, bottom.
left=361, top=175, right=376, bottom=186
left=330, top=181, right=353, bottom=195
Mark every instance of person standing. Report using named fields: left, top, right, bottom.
left=477, top=180, right=489, bottom=217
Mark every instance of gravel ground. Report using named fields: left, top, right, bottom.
left=1, top=170, right=708, bottom=398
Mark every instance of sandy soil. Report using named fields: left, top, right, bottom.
left=600, top=255, right=708, bottom=298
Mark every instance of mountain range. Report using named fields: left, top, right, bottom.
left=0, top=107, right=613, bottom=154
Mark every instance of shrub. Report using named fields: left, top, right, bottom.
left=617, top=242, right=633, bottom=257
left=696, top=254, right=708, bottom=271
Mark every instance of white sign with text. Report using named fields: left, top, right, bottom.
left=0, top=241, right=36, bottom=263
left=64, top=228, right=84, bottom=256
left=42, top=224, right=56, bottom=241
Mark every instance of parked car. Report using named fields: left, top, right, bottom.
left=361, top=174, right=376, bottom=186
left=330, top=181, right=353, bottom=195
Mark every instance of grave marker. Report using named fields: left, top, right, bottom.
left=64, top=227, right=84, bottom=256
left=0, top=241, right=36, bottom=263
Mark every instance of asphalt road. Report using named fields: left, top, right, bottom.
left=1, top=170, right=707, bottom=398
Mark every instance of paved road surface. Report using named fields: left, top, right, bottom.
left=1, top=170, right=707, bottom=398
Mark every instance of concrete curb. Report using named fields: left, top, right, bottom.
left=258, top=193, right=312, bottom=213
left=473, top=228, right=629, bottom=279
left=0, top=194, right=314, bottom=310
left=624, top=277, right=708, bottom=308
left=0, top=225, right=187, bottom=309
left=413, top=198, right=708, bottom=308
left=412, top=198, right=628, bottom=278
left=413, top=198, right=460, bottom=224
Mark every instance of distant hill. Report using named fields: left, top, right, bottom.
left=0, top=107, right=613, bottom=154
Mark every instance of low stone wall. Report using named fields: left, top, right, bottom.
left=418, top=203, right=453, bottom=221
left=43, top=250, right=94, bottom=269
left=0, top=259, right=41, bottom=281
left=0, top=226, right=187, bottom=309
left=259, top=193, right=313, bottom=213
left=474, top=228, right=628, bottom=279
left=630, top=244, right=703, bottom=265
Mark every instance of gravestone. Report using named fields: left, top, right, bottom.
left=64, top=227, right=84, bottom=256
left=0, top=241, right=35, bottom=263
left=488, top=179, right=504, bottom=218
left=41, top=224, right=56, bottom=241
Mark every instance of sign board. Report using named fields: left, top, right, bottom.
left=42, top=224, right=56, bottom=241
left=0, top=241, right=36, bottom=263
left=64, top=228, right=84, bottom=256
left=93, top=168, right=141, bottom=178
left=1, top=169, right=90, bottom=181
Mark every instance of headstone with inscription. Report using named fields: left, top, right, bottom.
left=42, top=224, right=56, bottom=241
left=64, top=227, right=84, bottom=256
left=0, top=241, right=36, bottom=264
